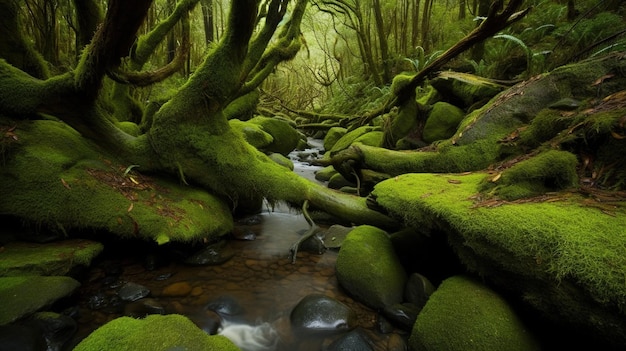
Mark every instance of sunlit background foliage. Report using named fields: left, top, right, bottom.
left=17, top=0, right=626, bottom=115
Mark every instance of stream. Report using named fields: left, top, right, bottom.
left=68, top=140, right=405, bottom=351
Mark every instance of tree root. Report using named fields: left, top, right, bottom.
left=289, top=200, right=326, bottom=264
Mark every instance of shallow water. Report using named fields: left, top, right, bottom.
left=70, top=141, right=405, bottom=350
left=72, top=209, right=401, bottom=351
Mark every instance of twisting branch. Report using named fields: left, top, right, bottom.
left=107, top=11, right=192, bottom=87
left=355, top=0, right=530, bottom=126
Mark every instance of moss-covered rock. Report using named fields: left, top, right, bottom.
left=0, top=239, right=103, bottom=276
left=223, top=90, right=260, bottom=121
left=430, top=71, right=506, bottom=108
left=267, top=152, right=294, bottom=170
left=383, top=96, right=419, bottom=148
left=248, top=116, right=300, bottom=155
left=73, top=314, right=240, bottom=351
left=0, top=120, right=233, bottom=245
left=354, top=130, right=383, bottom=148
left=336, top=225, right=407, bottom=310
left=409, top=275, right=540, bottom=351
left=481, top=150, right=579, bottom=200
left=0, top=276, right=80, bottom=325
left=324, top=127, right=347, bottom=151
left=314, top=166, right=337, bottom=182
left=422, top=102, right=465, bottom=143
left=372, top=172, right=626, bottom=347
left=229, top=118, right=273, bottom=150
left=330, top=126, right=378, bottom=154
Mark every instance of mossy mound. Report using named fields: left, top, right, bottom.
left=336, top=225, right=407, bottom=310
left=430, top=71, right=506, bottom=108
left=409, top=275, right=540, bottom=351
left=481, top=150, right=579, bottom=200
left=330, top=126, right=379, bottom=154
left=0, top=120, right=233, bottom=245
left=323, top=127, right=347, bottom=151
left=0, top=239, right=103, bottom=276
left=422, top=102, right=465, bottom=143
left=353, top=130, right=383, bottom=148
left=229, top=119, right=274, bottom=150
left=371, top=172, right=626, bottom=346
left=73, top=314, right=240, bottom=351
left=248, top=116, right=300, bottom=155
left=0, top=276, right=80, bottom=325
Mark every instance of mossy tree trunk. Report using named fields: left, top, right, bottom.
left=0, top=0, right=397, bottom=239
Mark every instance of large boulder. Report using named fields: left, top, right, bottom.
left=73, top=314, right=239, bottom=351
left=0, top=276, right=80, bottom=325
left=430, top=71, right=506, bottom=108
left=335, top=225, right=407, bottom=310
left=422, top=102, right=465, bottom=143
left=0, top=239, right=102, bottom=277
left=248, top=116, right=300, bottom=155
left=409, top=275, right=540, bottom=351
left=371, top=172, right=626, bottom=347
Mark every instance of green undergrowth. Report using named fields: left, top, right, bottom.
left=372, top=172, right=626, bottom=312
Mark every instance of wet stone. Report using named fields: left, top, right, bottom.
left=118, top=282, right=150, bottom=302
left=387, top=333, right=408, bottom=351
left=290, top=294, right=356, bottom=335
left=154, top=272, right=174, bottom=281
left=382, top=303, right=421, bottom=331
left=404, top=273, right=436, bottom=310
left=31, top=312, right=77, bottom=351
left=326, top=328, right=374, bottom=351
left=205, top=295, right=244, bottom=318
left=237, top=215, right=263, bottom=225
left=162, top=282, right=193, bottom=297
left=322, top=225, right=354, bottom=249
left=232, top=228, right=257, bottom=241
left=123, top=298, right=165, bottom=318
left=376, top=314, right=395, bottom=334
left=183, top=242, right=235, bottom=266
left=190, top=287, right=203, bottom=297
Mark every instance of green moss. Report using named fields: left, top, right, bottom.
left=391, top=73, right=415, bottom=95
left=518, top=108, right=570, bottom=147
left=323, top=127, right=347, bottom=151
left=223, top=90, right=260, bottom=121
left=229, top=119, right=274, bottom=149
left=353, top=131, right=383, bottom=147
left=117, top=121, right=141, bottom=136
left=314, top=166, right=337, bottom=182
left=0, top=120, right=233, bottom=244
left=430, top=71, right=505, bottom=108
left=0, top=240, right=103, bottom=277
left=268, top=152, right=294, bottom=170
left=410, top=275, right=540, bottom=351
left=0, top=276, right=80, bottom=325
left=330, top=126, right=379, bottom=154
left=73, top=314, right=240, bottom=351
left=481, top=150, right=579, bottom=200
left=383, top=97, right=418, bottom=148
left=336, top=225, right=407, bottom=310
left=372, top=172, right=626, bottom=341
left=423, top=102, right=466, bottom=143
left=248, top=116, right=300, bottom=155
